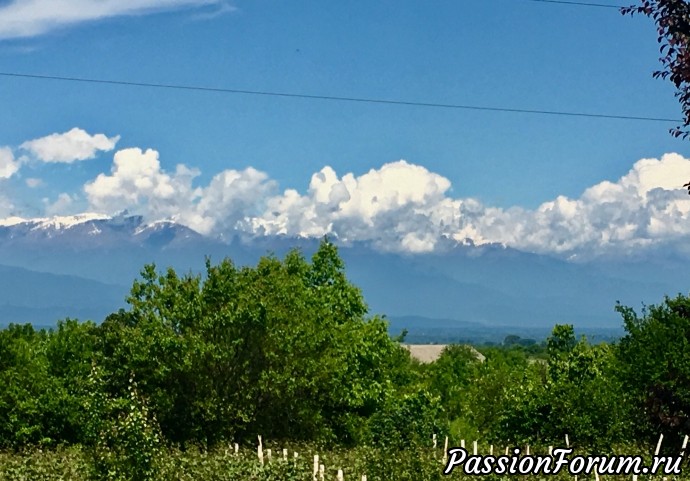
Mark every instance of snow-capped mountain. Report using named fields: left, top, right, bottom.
left=0, top=213, right=688, bottom=336
left=0, top=213, right=204, bottom=249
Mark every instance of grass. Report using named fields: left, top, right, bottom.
left=0, top=442, right=686, bottom=480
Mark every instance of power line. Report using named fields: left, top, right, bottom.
left=520, top=0, right=624, bottom=8
left=0, top=71, right=678, bottom=123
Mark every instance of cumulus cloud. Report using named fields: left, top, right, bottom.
left=0, top=147, right=20, bottom=179
left=251, top=161, right=464, bottom=252
left=71, top=148, right=690, bottom=257
left=83, top=147, right=276, bottom=235
left=249, top=153, right=690, bottom=255
left=20, top=128, right=119, bottom=163
left=0, top=0, right=224, bottom=40
left=465, top=153, right=690, bottom=256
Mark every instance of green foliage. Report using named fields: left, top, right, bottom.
left=495, top=325, right=633, bottom=448
left=459, top=347, right=532, bottom=440
left=425, top=345, right=481, bottom=418
left=367, top=390, right=445, bottom=449
left=84, top=366, right=163, bottom=481
left=0, top=323, right=74, bottom=448
left=616, top=294, right=690, bottom=444
left=91, top=238, right=411, bottom=446
left=4, top=237, right=689, bottom=470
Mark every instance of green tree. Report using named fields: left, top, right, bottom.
left=94, top=238, right=408, bottom=446
left=617, top=294, right=690, bottom=443
left=0, top=323, right=70, bottom=448
left=495, top=325, right=632, bottom=448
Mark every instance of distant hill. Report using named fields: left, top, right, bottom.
left=0, top=263, right=125, bottom=325
left=0, top=213, right=687, bottom=332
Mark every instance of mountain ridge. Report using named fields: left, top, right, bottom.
left=0, top=213, right=687, bottom=331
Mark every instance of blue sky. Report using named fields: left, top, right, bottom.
left=1, top=0, right=689, bottom=256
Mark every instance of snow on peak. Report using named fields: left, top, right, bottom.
left=0, top=213, right=112, bottom=230
left=0, top=216, right=28, bottom=227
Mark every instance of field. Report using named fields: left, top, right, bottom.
left=0, top=441, right=686, bottom=481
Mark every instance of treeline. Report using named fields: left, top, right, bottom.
left=1, top=238, right=689, bottom=457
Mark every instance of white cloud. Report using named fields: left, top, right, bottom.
left=0, top=0, right=223, bottom=40
left=0, top=147, right=20, bottom=179
left=249, top=153, right=690, bottom=255
left=83, top=147, right=275, bottom=235
left=251, top=161, right=460, bottom=252
left=20, top=128, right=119, bottom=163
left=46, top=146, right=690, bottom=257
left=84, top=147, right=198, bottom=218
left=44, top=193, right=76, bottom=216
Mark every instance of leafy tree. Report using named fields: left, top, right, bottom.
left=0, top=324, right=71, bottom=448
left=617, top=294, right=690, bottom=444
left=84, top=366, right=162, bottom=481
left=462, top=346, right=532, bottom=439
left=94, top=238, right=408, bottom=446
left=495, top=325, right=632, bottom=448
left=547, top=323, right=576, bottom=357
left=425, top=345, right=481, bottom=417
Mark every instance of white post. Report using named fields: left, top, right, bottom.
left=283, top=448, right=288, bottom=461
left=361, top=476, right=367, bottom=481
left=565, top=434, right=570, bottom=448
left=473, top=440, right=477, bottom=456
left=319, top=464, right=325, bottom=481
left=337, top=469, right=344, bottom=481
left=234, top=443, right=239, bottom=455
left=548, top=445, right=553, bottom=456
left=313, top=454, right=319, bottom=480
left=443, top=436, right=449, bottom=465
left=461, top=439, right=465, bottom=449
left=294, top=451, right=299, bottom=459
left=433, top=433, right=437, bottom=449
left=655, top=433, right=664, bottom=456
left=490, top=444, right=493, bottom=456
left=526, top=444, right=530, bottom=456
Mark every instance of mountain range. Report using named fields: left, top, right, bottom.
left=0, top=213, right=687, bottom=342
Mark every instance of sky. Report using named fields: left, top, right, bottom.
left=1, top=0, right=690, bottom=257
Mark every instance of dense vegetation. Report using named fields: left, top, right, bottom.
left=1, top=238, right=689, bottom=479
